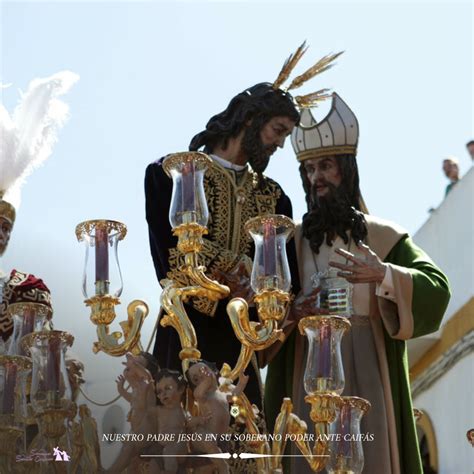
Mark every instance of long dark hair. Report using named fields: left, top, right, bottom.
left=300, top=154, right=367, bottom=253
left=189, top=83, right=299, bottom=153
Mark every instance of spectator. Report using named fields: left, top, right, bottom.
left=442, top=156, right=460, bottom=196
left=466, top=140, right=474, bottom=162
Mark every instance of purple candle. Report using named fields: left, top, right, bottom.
left=339, top=403, right=352, bottom=457
left=2, top=362, right=18, bottom=414
left=95, top=226, right=109, bottom=282
left=181, top=161, right=196, bottom=213
left=318, top=323, right=331, bottom=378
left=21, top=307, right=36, bottom=337
left=263, top=221, right=277, bottom=277
left=47, top=338, right=61, bottom=393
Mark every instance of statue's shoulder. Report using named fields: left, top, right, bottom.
left=364, top=214, right=408, bottom=259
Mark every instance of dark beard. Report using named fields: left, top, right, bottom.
left=241, top=122, right=275, bottom=175
left=302, top=182, right=367, bottom=254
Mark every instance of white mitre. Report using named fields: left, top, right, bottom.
left=291, top=92, right=359, bottom=162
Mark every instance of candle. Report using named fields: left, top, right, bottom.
left=263, top=221, right=277, bottom=278
left=95, top=226, right=109, bottom=282
left=181, top=160, right=196, bottom=215
left=21, top=307, right=36, bottom=337
left=339, top=403, right=352, bottom=458
left=2, top=362, right=18, bottom=414
left=47, top=338, right=61, bottom=395
left=318, top=323, right=331, bottom=379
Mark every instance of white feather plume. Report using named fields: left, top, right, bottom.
left=0, top=70, right=79, bottom=209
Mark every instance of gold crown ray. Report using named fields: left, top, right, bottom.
left=272, top=43, right=343, bottom=108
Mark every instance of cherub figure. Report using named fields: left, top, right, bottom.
left=115, top=351, right=159, bottom=404
left=115, top=353, right=156, bottom=432
left=185, top=360, right=248, bottom=474
left=108, top=368, right=187, bottom=474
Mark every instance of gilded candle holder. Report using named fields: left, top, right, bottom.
left=75, top=219, right=149, bottom=356
left=160, top=152, right=230, bottom=372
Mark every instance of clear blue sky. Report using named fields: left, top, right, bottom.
left=1, top=1, right=472, bottom=391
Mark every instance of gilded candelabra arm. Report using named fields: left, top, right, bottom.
left=271, top=394, right=342, bottom=473
left=182, top=263, right=230, bottom=301
left=159, top=278, right=203, bottom=373
left=222, top=296, right=288, bottom=381
left=271, top=398, right=307, bottom=472
left=226, top=297, right=285, bottom=349
left=88, top=298, right=149, bottom=357
left=175, top=222, right=230, bottom=302
left=220, top=345, right=254, bottom=382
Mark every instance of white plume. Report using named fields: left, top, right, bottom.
left=0, top=71, right=79, bottom=209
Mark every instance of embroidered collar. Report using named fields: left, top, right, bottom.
left=209, top=154, right=247, bottom=172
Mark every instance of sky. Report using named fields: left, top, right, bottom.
left=0, top=0, right=472, bottom=410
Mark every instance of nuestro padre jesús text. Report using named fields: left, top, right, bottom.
left=102, top=432, right=375, bottom=443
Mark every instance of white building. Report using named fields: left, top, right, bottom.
left=409, top=166, right=474, bottom=473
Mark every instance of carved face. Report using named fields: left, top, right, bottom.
left=122, top=354, right=151, bottom=386
left=187, top=362, right=217, bottom=389
left=243, top=115, right=296, bottom=174
left=0, top=217, right=13, bottom=257
left=156, top=376, right=184, bottom=407
left=259, top=116, right=295, bottom=154
left=303, top=155, right=342, bottom=198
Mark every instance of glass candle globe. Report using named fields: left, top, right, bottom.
left=163, top=152, right=211, bottom=228
left=22, top=330, right=74, bottom=413
left=7, top=302, right=51, bottom=356
left=245, top=214, right=295, bottom=293
left=327, top=396, right=371, bottom=474
left=299, top=316, right=351, bottom=394
left=75, top=220, right=127, bottom=298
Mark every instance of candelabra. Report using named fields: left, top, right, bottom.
left=0, top=301, right=102, bottom=473
left=224, top=214, right=294, bottom=380
left=0, top=353, right=31, bottom=473
left=154, top=151, right=372, bottom=473
left=21, top=330, right=74, bottom=473
left=159, top=152, right=231, bottom=371
left=75, top=219, right=149, bottom=356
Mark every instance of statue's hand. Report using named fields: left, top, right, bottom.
left=289, top=288, right=326, bottom=322
left=212, top=261, right=254, bottom=303
left=330, top=242, right=387, bottom=284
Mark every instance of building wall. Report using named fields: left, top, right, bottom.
left=413, top=353, right=474, bottom=473
left=413, top=166, right=473, bottom=318
left=411, top=166, right=474, bottom=473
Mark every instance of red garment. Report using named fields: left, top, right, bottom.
left=0, top=269, right=51, bottom=340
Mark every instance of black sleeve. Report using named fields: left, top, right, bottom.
left=144, top=158, right=177, bottom=285
left=275, top=186, right=301, bottom=297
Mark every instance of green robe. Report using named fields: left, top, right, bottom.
left=264, top=218, right=450, bottom=474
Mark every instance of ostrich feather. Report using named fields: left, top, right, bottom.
left=287, top=51, right=343, bottom=91
left=0, top=70, right=79, bottom=209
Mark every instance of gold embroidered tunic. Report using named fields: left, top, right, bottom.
left=145, top=155, right=300, bottom=408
